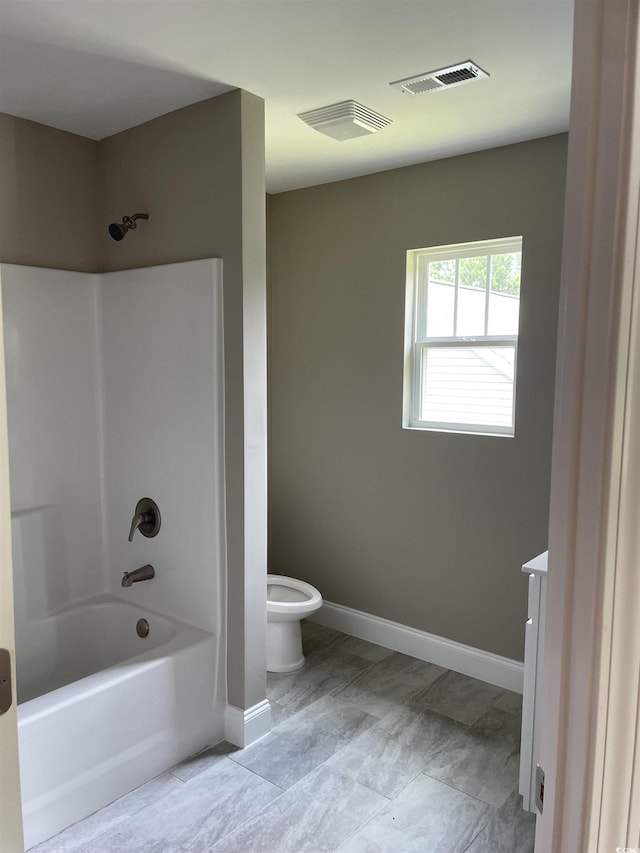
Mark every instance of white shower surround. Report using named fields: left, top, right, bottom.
left=2, top=266, right=105, bottom=611
left=1, top=259, right=227, bottom=846
left=99, top=260, right=226, bottom=633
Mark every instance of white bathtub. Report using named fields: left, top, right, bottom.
left=17, top=595, right=222, bottom=850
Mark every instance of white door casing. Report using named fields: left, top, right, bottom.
left=0, top=270, right=24, bottom=853
left=537, top=0, right=640, bottom=850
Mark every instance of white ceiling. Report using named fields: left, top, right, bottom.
left=0, top=0, right=574, bottom=193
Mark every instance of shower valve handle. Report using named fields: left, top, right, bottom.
left=128, top=512, right=149, bottom=542
left=128, top=498, right=161, bottom=541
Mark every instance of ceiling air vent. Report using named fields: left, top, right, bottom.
left=390, top=61, right=489, bottom=95
left=297, top=100, right=392, bottom=141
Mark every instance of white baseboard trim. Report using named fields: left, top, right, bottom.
left=311, top=601, right=524, bottom=693
left=224, top=699, right=272, bottom=748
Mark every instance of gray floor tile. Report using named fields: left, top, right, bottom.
left=29, top=844, right=87, bottom=853
left=29, top=772, right=184, bottom=853
left=267, top=650, right=372, bottom=714
left=411, top=669, right=505, bottom=725
left=326, top=704, right=464, bottom=798
left=463, top=789, right=536, bottom=853
left=84, top=758, right=281, bottom=852
left=290, top=693, right=379, bottom=740
left=422, top=707, right=521, bottom=807
left=170, top=740, right=238, bottom=783
left=90, top=845, right=184, bottom=853
left=230, top=713, right=353, bottom=789
left=338, top=636, right=394, bottom=662
left=304, top=640, right=379, bottom=670
left=301, top=620, right=346, bottom=656
left=338, top=773, right=492, bottom=853
left=493, top=689, right=523, bottom=717
left=213, top=765, right=388, bottom=853
left=332, top=652, right=446, bottom=719
left=270, top=698, right=293, bottom=726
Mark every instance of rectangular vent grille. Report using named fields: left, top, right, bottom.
left=436, top=67, right=479, bottom=86
left=390, top=61, right=489, bottom=95
left=298, top=100, right=392, bottom=140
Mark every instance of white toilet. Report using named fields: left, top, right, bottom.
left=267, top=574, right=323, bottom=672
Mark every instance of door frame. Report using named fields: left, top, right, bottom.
left=0, top=269, right=24, bottom=853
left=536, top=0, right=640, bottom=849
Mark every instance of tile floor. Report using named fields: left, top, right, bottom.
left=31, top=622, right=536, bottom=853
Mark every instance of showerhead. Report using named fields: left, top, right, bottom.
left=108, top=222, right=127, bottom=241
left=108, top=213, right=149, bottom=241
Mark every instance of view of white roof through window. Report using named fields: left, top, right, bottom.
left=403, top=237, right=522, bottom=436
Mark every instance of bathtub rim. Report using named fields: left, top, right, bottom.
left=17, top=592, right=216, bottom=720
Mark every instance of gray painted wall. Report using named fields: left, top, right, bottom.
left=0, top=113, right=99, bottom=271
left=268, top=134, right=567, bottom=661
left=98, top=92, right=242, bottom=274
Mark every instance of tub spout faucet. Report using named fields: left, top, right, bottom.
left=122, top=564, right=155, bottom=587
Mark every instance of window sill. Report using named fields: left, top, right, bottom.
left=402, top=423, right=515, bottom=438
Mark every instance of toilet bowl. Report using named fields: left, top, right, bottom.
left=267, top=574, right=323, bottom=672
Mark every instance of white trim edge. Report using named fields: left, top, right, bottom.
left=311, top=601, right=524, bottom=693
left=224, top=700, right=272, bottom=748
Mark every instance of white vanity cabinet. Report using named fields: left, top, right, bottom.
left=519, top=549, right=548, bottom=814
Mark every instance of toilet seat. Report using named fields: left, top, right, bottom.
left=267, top=574, right=322, bottom=618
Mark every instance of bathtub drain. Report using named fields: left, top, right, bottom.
left=136, top=618, right=150, bottom=638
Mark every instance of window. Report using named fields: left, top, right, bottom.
left=403, top=236, right=523, bottom=437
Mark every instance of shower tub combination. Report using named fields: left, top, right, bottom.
left=17, top=595, right=220, bottom=850
left=2, top=259, right=227, bottom=848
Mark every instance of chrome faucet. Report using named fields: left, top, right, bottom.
left=122, top=564, right=155, bottom=587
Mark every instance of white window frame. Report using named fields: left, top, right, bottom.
left=402, top=236, right=523, bottom=437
